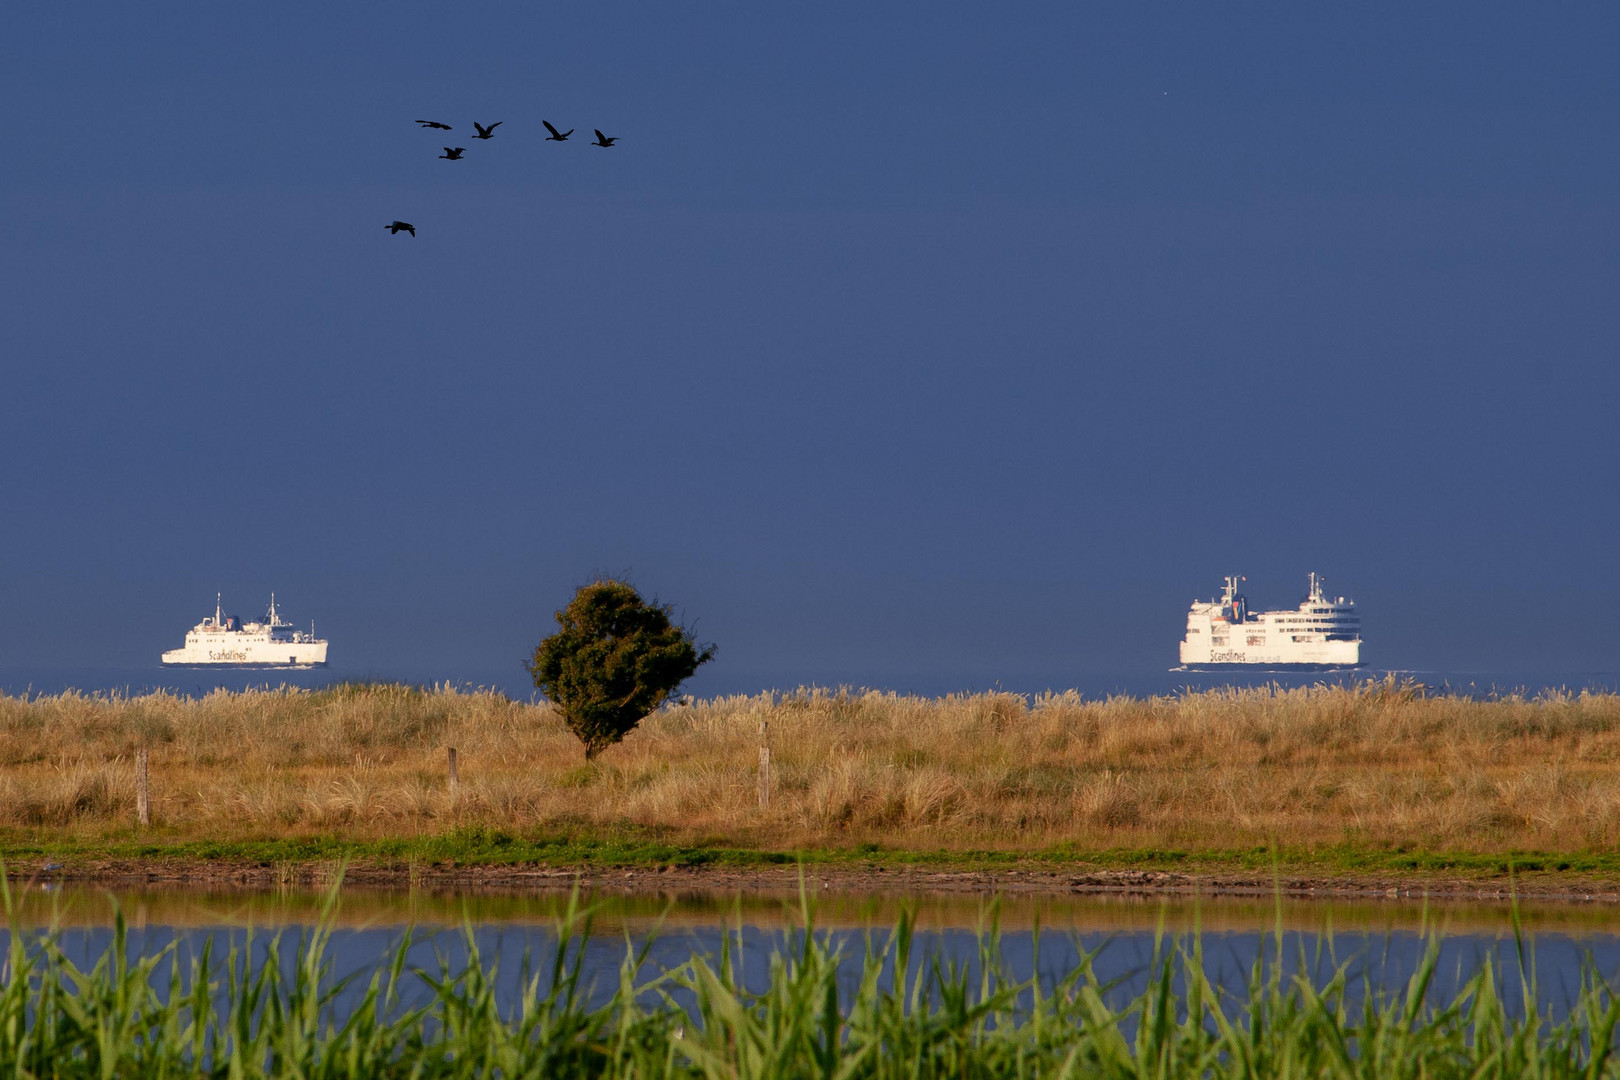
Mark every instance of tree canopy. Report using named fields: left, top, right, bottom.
left=528, top=580, right=716, bottom=760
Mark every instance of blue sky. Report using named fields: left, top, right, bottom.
left=3, top=3, right=1618, bottom=690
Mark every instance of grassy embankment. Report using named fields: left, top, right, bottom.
left=5, top=678, right=1620, bottom=879
left=5, top=887, right=1620, bottom=1078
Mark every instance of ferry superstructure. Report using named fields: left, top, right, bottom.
left=160, top=594, right=329, bottom=667
left=1178, top=573, right=1362, bottom=669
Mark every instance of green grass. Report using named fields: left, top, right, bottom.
left=12, top=825, right=1620, bottom=888
left=5, top=877, right=1620, bottom=1077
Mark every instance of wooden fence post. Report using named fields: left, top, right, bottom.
left=447, top=747, right=459, bottom=798
left=135, top=748, right=150, bottom=827
left=757, top=722, right=770, bottom=810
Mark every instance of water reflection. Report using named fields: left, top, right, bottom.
left=5, top=884, right=1620, bottom=1016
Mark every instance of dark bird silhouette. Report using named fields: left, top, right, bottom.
left=471, top=121, right=502, bottom=140
left=542, top=120, right=573, bottom=142
left=591, top=129, right=617, bottom=147
left=415, top=120, right=452, bottom=130
left=386, top=221, right=416, bottom=236
left=439, top=146, right=466, bottom=160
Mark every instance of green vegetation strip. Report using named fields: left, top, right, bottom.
left=5, top=881, right=1620, bottom=1078
left=7, top=828, right=1620, bottom=883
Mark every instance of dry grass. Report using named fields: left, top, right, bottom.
left=3, top=678, right=1620, bottom=853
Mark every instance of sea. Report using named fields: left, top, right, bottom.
left=1, top=665, right=1617, bottom=702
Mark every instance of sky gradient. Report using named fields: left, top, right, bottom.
left=3, top=3, right=1619, bottom=692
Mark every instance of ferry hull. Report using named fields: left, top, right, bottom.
left=162, top=661, right=329, bottom=669
left=162, top=642, right=329, bottom=666
left=1178, top=643, right=1362, bottom=667
left=1177, top=662, right=1366, bottom=672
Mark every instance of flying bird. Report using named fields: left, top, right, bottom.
left=385, top=221, right=416, bottom=236
left=439, top=146, right=466, bottom=160
left=542, top=120, right=573, bottom=142
left=415, top=120, right=452, bottom=130
left=471, top=120, right=502, bottom=140
left=591, top=129, right=617, bottom=147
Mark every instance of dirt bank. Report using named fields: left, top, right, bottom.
left=9, top=856, right=1620, bottom=905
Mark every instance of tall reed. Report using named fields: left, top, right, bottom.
left=3, top=878, right=1620, bottom=1077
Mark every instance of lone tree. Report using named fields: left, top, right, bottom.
left=528, top=580, right=716, bottom=760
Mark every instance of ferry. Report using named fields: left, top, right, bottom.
left=161, top=594, right=329, bottom=667
left=1178, top=573, right=1362, bottom=669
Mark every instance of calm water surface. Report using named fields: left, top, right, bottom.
left=7, top=886, right=1620, bottom=1015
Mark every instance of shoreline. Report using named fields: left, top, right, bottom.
left=9, top=854, right=1620, bottom=905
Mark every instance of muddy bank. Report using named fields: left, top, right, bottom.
left=8, top=857, right=1620, bottom=905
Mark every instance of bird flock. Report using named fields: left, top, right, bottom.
left=385, top=118, right=618, bottom=239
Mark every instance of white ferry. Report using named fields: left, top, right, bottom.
left=161, top=594, right=329, bottom=667
left=1178, top=573, right=1362, bottom=669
